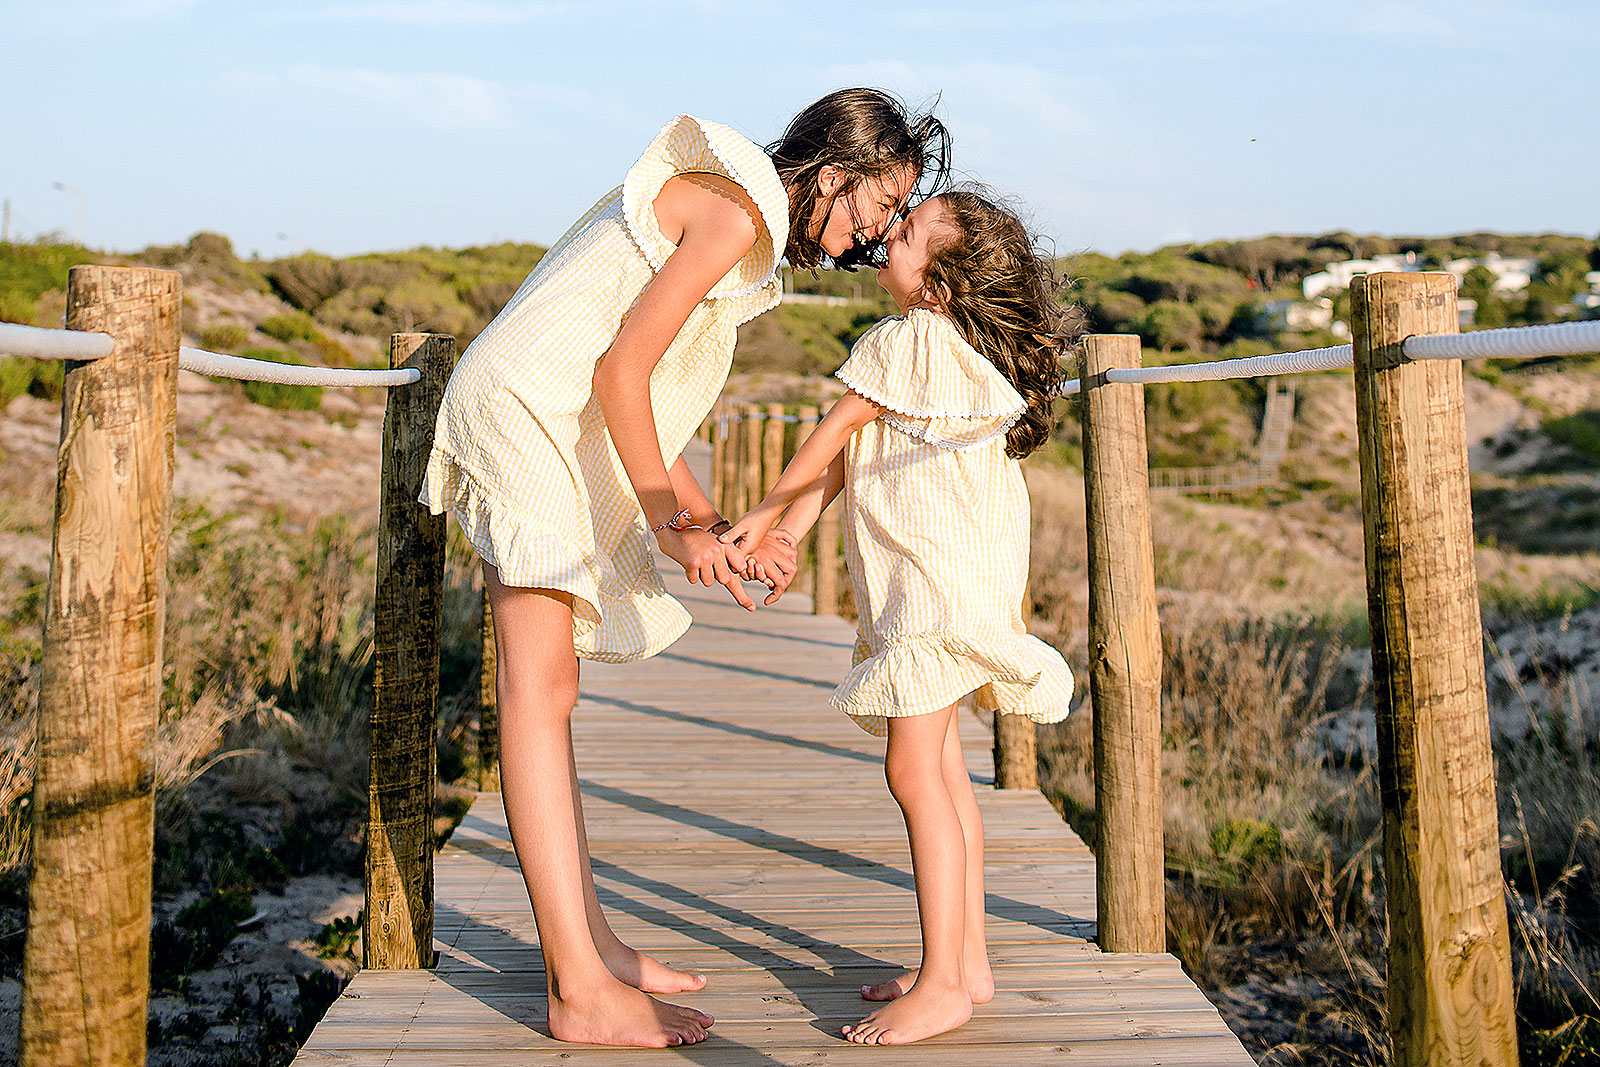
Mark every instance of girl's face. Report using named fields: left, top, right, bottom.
left=876, top=197, right=951, bottom=312
left=810, top=164, right=918, bottom=260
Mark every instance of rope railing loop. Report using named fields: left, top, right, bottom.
left=0, top=321, right=421, bottom=386
left=0, top=321, right=115, bottom=361
left=178, top=347, right=421, bottom=387
left=1400, top=319, right=1600, bottom=361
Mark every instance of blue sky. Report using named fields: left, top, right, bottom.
left=2, top=0, right=1595, bottom=258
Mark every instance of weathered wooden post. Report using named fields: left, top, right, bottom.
left=994, top=571, right=1039, bottom=789
left=1350, top=272, right=1517, bottom=1067
left=710, top=401, right=728, bottom=516
left=743, top=404, right=764, bottom=514
left=763, top=402, right=786, bottom=496
left=20, top=265, right=179, bottom=1067
left=368, top=331, right=456, bottom=968
left=795, top=405, right=820, bottom=597
left=479, top=589, right=500, bottom=792
left=727, top=409, right=748, bottom=517
left=1079, top=334, right=1165, bottom=953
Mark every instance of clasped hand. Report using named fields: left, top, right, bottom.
left=658, top=512, right=800, bottom=610
left=718, top=507, right=799, bottom=607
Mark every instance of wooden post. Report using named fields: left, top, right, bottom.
left=743, top=404, right=764, bottom=512
left=1350, top=272, right=1517, bottom=1067
left=710, top=401, right=727, bottom=517
left=814, top=499, right=840, bottom=617
left=20, top=265, right=180, bottom=1067
left=794, top=406, right=820, bottom=597
left=996, top=498, right=1040, bottom=789
left=993, top=713, right=1038, bottom=790
left=368, top=332, right=456, bottom=969
left=1079, top=334, right=1165, bottom=953
left=763, top=403, right=786, bottom=496
left=478, top=589, right=500, bottom=792
left=728, top=409, right=748, bottom=517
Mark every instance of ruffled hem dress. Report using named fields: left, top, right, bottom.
left=828, top=309, right=1076, bottom=736
left=419, top=115, right=789, bottom=663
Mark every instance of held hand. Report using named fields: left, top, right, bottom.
left=657, top=526, right=755, bottom=610
left=746, top=529, right=799, bottom=606
left=718, top=506, right=780, bottom=558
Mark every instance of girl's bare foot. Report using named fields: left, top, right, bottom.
left=861, top=957, right=994, bottom=1004
left=548, top=978, right=714, bottom=1047
left=598, top=939, right=707, bottom=994
left=841, top=981, right=972, bottom=1045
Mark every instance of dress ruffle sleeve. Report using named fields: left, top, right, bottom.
left=620, top=114, right=790, bottom=322
left=835, top=309, right=1027, bottom=450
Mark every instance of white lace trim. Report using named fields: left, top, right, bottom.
left=879, top=408, right=1025, bottom=451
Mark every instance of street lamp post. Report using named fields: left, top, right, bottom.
left=53, top=182, right=85, bottom=247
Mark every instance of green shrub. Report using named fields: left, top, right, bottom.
left=198, top=323, right=250, bottom=352
left=258, top=312, right=322, bottom=344
left=0, top=357, right=62, bottom=408
left=150, top=885, right=255, bottom=990
left=235, top=347, right=323, bottom=411
left=315, top=913, right=362, bottom=960
left=1543, top=411, right=1600, bottom=461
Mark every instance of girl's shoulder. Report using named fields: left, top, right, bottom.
left=837, top=309, right=1024, bottom=450
left=620, top=115, right=790, bottom=302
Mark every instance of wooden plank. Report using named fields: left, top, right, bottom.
left=300, top=1035, right=1255, bottom=1066
left=296, top=437, right=1253, bottom=1065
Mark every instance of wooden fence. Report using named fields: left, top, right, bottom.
left=14, top=266, right=1519, bottom=1067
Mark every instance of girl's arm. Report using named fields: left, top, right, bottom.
left=720, top=391, right=881, bottom=551
left=593, top=174, right=761, bottom=608
left=667, top=454, right=722, bottom=529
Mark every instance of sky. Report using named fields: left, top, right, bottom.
left=1, top=0, right=1596, bottom=260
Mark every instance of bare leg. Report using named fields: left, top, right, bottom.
left=842, top=705, right=974, bottom=1045
left=863, top=708, right=993, bottom=1003
left=565, top=736, right=707, bottom=992
left=485, top=564, right=711, bottom=1047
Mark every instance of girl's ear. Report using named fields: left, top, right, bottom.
left=817, top=164, right=844, bottom=197
left=925, top=277, right=953, bottom=309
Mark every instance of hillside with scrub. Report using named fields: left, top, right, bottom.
left=3, top=227, right=1600, bottom=1066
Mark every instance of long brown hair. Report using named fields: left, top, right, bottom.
left=767, top=88, right=950, bottom=271
left=920, top=188, right=1083, bottom=459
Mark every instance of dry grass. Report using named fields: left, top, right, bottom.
left=1025, top=447, right=1600, bottom=1066
left=0, top=492, right=485, bottom=1066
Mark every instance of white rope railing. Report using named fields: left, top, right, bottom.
left=1058, top=319, right=1600, bottom=394
left=0, top=322, right=114, bottom=361
left=0, top=321, right=419, bottom=386
left=1400, top=319, right=1600, bottom=361
left=177, top=347, right=420, bottom=387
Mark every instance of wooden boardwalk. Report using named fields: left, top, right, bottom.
left=297, top=450, right=1255, bottom=1065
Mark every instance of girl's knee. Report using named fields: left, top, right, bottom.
left=883, top=750, right=944, bottom=808
left=498, top=670, right=579, bottom=724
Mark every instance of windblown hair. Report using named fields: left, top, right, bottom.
left=767, top=88, right=950, bottom=271
left=920, top=188, right=1084, bottom=459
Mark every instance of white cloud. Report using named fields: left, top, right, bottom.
left=274, top=0, right=708, bottom=25
left=227, top=65, right=513, bottom=130
left=822, top=59, right=1101, bottom=138
left=19, top=0, right=199, bottom=29
left=289, top=1, right=576, bottom=23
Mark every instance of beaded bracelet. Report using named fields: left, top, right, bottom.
left=650, top=507, right=702, bottom=534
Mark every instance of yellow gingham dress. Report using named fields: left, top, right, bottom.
left=830, top=309, right=1076, bottom=735
left=420, top=115, right=789, bottom=662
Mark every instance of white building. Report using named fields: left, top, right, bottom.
left=1302, top=252, right=1422, bottom=299
left=1262, top=297, right=1334, bottom=332
left=1443, top=251, right=1538, bottom=294
left=1303, top=250, right=1543, bottom=300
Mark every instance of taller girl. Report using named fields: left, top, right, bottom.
left=421, top=91, right=950, bottom=1048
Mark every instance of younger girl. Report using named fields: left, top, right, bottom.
left=720, top=188, right=1079, bottom=1045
